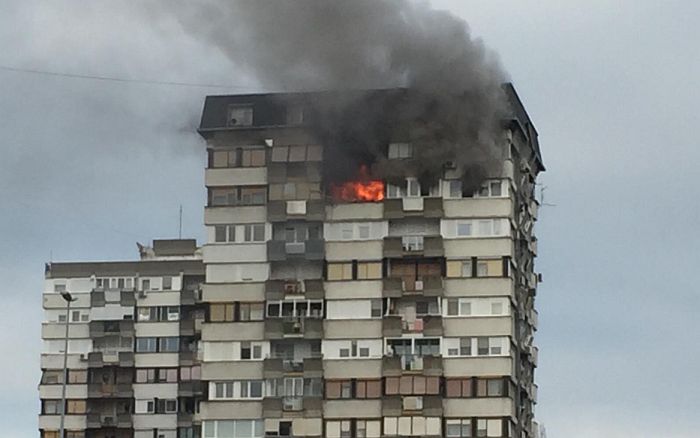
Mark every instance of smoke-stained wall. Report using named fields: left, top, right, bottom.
left=175, top=0, right=510, bottom=191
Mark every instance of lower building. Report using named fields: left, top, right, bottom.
left=39, top=240, right=205, bottom=438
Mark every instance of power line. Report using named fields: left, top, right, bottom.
left=0, top=64, right=255, bottom=90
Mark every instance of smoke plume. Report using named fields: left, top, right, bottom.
left=173, top=0, right=509, bottom=191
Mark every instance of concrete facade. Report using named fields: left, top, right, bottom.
left=39, top=86, right=543, bottom=438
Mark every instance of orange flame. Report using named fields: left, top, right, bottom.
left=331, top=166, right=385, bottom=203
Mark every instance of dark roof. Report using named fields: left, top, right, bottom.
left=46, top=259, right=204, bottom=279
left=153, top=239, right=198, bottom=257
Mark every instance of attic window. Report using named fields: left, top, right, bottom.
left=227, top=105, right=253, bottom=127
left=286, top=104, right=304, bottom=125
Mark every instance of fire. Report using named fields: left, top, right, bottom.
left=331, top=166, right=385, bottom=203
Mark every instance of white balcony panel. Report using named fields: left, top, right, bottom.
left=205, top=206, right=266, bottom=225
left=203, top=244, right=267, bottom=263
left=325, top=241, right=383, bottom=261
left=324, top=280, right=382, bottom=300
left=325, top=203, right=384, bottom=221
left=444, top=238, right=513, bottom=258
left=443, top=198, right=513, bottom=218
left=205, top=167, right=267, bottom=187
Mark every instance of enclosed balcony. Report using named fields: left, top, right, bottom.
left=383, top=235, right=444, bottom=258
left=264, top=318, right=324, bottom=340
left=383, top=197, right=444, bottom=220
left=265, top=279, right=324, bottom=300
left=267, top=239, right=325, bottom=261
left=267, top=199, right=325, bottom=222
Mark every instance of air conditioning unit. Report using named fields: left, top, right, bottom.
left=79, top=353, right=88, bottom=361
left=403, top=396, right=423, bottom=411
left=414, top=280, right=424, bottom=291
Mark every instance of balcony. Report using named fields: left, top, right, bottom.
left=382, top=315, right=442, bottom=337
left=181, top=288, right=198, bottom=305
left=382, top=276, right=444, bottom=298
left=383, top=236, right=444, bottom=258
left=179, top=350, right=197, bottom=366
left=265, top=279, right=324, bottom=300
left=382, top=394, right=442, bottom=416
left=178, top=380, right=204, bottom=396
left=89, top=320, right=135, bottom=338
left=86, top=413, right=132, bottom=429
left=179, top=319, right=195, bottom=336
left=382, top=355, right=443, bottom=377
left=87, top=352, right=134, bottom=368
left=264, top=318, right=324, bottom=340
left=267, top=161, right=322, bottom=185
left=87, top=383, right=133, bottom=399
left=383, top=197, right=444, bottom=219
left=267, top=240, right=325, bottom=262
left=267, top=200, right=325, bottom=222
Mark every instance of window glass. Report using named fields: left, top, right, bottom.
left=457, top=222, right=472, bottom=236
left=214, top=226, right=227, bottom=242
left=271, top=145, right=289, bottom=162
left=288, top=145, right=307, bottom=161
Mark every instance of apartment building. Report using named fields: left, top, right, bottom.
left=39, top=240, right=206, bottom=438
left=196, top=85, right=544, bottom=438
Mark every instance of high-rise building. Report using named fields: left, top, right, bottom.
left=39, top=240, right=206, bottom=438
left=39, top=85, right=543, bottom=438
left=196, top=86, right=543, bottom=438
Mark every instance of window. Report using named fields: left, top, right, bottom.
left=456, top=222, right=472, bottom=237
left=370, top=299, right=383, bottom=318
left=67, top=370, right=87, bottom=384
left=386, top=183, right=403, bottom=199
left=446, top=419, right=472, bottom=437
left=406, top=178, right=420, bottom=197
left=136, top=337, right=158, bottom=353
left=66, top=400, right=86, bottom=414
left=327, top=263, right=353, bottom=280
left=357, top=262, right=382, bottom=280
left=240, top=342, right=263, bottom=360
left=70, top=310, right=80, bottom=322
left=356, top=379, right=382, bottom=398
left=358, top=224, right=370, bottom=239
left=215, top=225, right=232, bottom=242
left=266, top=300, right=323, bottom=318
left=209, top=186, right=266, bottom=207
left=162, top=276, right=172, bottom=290
left=270, top=144, right=322, bottom=162
left=286, top=104, right=304, bottom=125
left=446, top=180, right=463, bottom=198
left=203, top=420, right=264, bottom=438
left=476, top=259, right=502, bottom=277
left=388, top=142, right=413, bottom=159
left=239, top=302, right=264, bottom=321
left=227, top=105, right=253, bottom=127
left=54, top=283, right=67, bottom=293
left=446, top=378, right=473, bottom=398
left=385, top=376, right=440, bottom=395
left=241, top=148, right=266, bottom=167
left=159, top=337, right=180, bottom=353
left=383, top=417, right=442, bottom=436
left=180, top=365, right=201, bottom=381
left=243, top=224, right=265, bottom=242
left=157, top=399, right=178, bottom=413
left=476, top=180, right=504, bottom=198
left=135, top=399, right=155, bottom=413
left=42, top=370, right=63, bottom=384
left=402, top=235, right=424, bottom=251
left=43, top=400, right=61, bottom=414
left=210, top=303, right=235, bottom=322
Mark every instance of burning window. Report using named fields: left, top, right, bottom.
left=331, top=165, right=385, bottom=203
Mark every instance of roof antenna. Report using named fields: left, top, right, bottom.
left=178, top=205, right=183, bottom=239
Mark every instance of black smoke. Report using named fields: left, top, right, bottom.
left=172, top=0, right=509, bottom=191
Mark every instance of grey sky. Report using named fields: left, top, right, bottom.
left=1, top=1, right=698, bottom=436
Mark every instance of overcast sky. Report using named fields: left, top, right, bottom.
left=1, top=1, right=699, bottom=436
